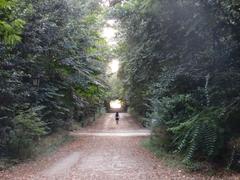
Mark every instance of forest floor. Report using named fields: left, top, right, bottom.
left=0, top=113, right=239, bottom=180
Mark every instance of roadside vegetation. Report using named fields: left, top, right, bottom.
left=1, top=0, right=240, bottom=175
left=112, top=0, right=240, bottom=171
left=0, top=0, right=108, bottom=162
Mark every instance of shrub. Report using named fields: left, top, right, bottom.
left=150, top=94, right=226, bottom=162
left=169, top=107, right=225, bottom=162
left=8, top=107, right=46, bottom=159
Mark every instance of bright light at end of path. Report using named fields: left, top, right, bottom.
left=109, top=60, right=119, bottom=73
left=101, top=0, right=110, bottom=7
left=102, top=27, right=117, bottom=46
left=102, top=19, right=117, bottom=46
left=110, top=100, right=122, bottom=109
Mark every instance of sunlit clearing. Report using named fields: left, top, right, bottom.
left=110, top=100, right=122, bottom=109
left=101, top=0, right=110, bottom=7
left=102, top=27, right=117, bottom=46
left=106, top=19, right=116, bottom=26
left=109, top=60, right=119, bottom=73
left=102, top=27, right=116, bottom=39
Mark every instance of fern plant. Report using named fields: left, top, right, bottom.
left=0, top=0, right=25, bottom=45
left=150, top=93, right=225, bottom=162
left=169, top=107, right=224, bottom=161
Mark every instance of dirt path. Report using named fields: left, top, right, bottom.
left=0, top=113, right=239, bottom=180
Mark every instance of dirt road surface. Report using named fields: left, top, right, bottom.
left=0, top=113, right=239, bottom=180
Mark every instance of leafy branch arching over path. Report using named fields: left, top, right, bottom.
left=0, top=0, right=240, bottom=178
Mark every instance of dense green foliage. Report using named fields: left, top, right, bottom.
left=113, top=0, right=240, bottom=169
left=1, top=0, right=240, bottom=171
left=0, top=0, right=108, bottom=159
left=0, top=0, right=25, bottom=45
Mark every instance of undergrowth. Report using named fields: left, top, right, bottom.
left=0, top=131, right=74, bottom=170
left=142, top=138, right=220, bottom=175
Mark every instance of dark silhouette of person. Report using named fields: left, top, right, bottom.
left=115, top=112, right=119, bottom=124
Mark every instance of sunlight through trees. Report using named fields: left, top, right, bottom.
left=0, top=0, right=240, bottom=174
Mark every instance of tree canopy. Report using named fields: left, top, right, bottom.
left=112, top=0, right=240, bottom=169
left=0, top=0, right=108, bottom=158
left=0, top=0, right=240, bottom=171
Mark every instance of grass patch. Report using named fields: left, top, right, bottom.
left=34, top=131, right=74, bottom=156
left=0, top=131, right=74, bottom=170
left=142, top=137, right=217, bottom=174
left=0, top=158, right=19, bottom=170
left=142, top=138, right=185, bottom=169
